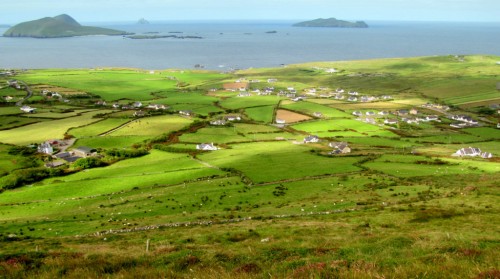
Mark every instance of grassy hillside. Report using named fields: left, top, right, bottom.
left=3, top=14, right=129, bottom=38
left=0, top=55, right=499, bottom=278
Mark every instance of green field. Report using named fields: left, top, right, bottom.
left=199, top=141, right=363, bottom=183
left=220, top=95, right=282, bottom=109
left=0, top=106, right=24, bottom=116
left=74, top=136, right=151, bottom=149
left=292, top=119, right=398, bottom=138
left=69, top=118, right=131, bottom=137
left=1, top=56, right=499, bottom=278
left=107, top=115, right=192, bottom=137
left=364, top=154, right=500, bottom=177
left=0, top=110, right=111, bottom=145
left=245, top=105, right=275, bottom=123
left=16, top=69, right=229, bottom=101
left=0, top=116, right=45, bottom=130
left=179, top=126, right=249, bottom=143
left=282, top=100, right=351, bottom=118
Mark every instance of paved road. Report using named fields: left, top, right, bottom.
left=15, top=80, right=33, bottom=106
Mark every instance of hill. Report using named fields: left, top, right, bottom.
left=0, top=55, right=499, bottom=278
left=294, top=17, right=368, bottom=28
left=3, top=14, right=130, bottom=38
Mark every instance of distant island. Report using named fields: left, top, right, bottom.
left=137, top=18, right=150, bottom=25
left=0, top=24, right=10, bottom=28
left=3, top=14, right=131, bottom=38
left=293, top=18, right=368, bottom=28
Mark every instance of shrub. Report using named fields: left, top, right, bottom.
left=412, top=208, right=462, bottom=222
left=73, top=157, right=107, bottom=169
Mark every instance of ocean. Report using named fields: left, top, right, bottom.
left=1, top=20, right=499, bottom=70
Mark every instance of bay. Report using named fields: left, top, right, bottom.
left=1, top=20, right=499, bottom=70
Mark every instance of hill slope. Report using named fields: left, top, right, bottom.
left=294, top=17, right=368, bottom=28
left=3, top=14, right=130, bottom=38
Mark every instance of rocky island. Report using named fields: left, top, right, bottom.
left=137, top=18, right=150, bottom=24
left=3, top=14, right=131, bottom=38
left=293, top=17, right=368, bottom=28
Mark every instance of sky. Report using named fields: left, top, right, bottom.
left=1, top=0, right=499, bottom=24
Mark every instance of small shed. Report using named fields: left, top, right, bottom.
left=73, top=146, right=97, bottom=158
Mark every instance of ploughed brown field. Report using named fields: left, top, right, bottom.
left=276, top=109, right=312, bottom=123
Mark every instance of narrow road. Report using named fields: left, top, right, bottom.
left=15, top=80, right=33, bottom=106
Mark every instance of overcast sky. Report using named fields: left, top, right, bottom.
left=2, top=0, right=499, bottom=24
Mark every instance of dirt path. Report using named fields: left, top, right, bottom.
left=15, top=80, right=33, bottom=106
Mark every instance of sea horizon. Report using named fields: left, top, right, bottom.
left=1, top=20, right=500, bottom=70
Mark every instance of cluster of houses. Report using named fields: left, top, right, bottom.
left=95, top=100, right=170, bottom=117
left=220, top=79, right=395, bottom=103
left=302, top=135, right=352, bottom=155
left=352, top=108, right=441, bottom=126
left=421, top=103, right=450, bottom=111
left=97, top=100, right=169, bottom=111
left=449, top=115, right=479, bottom=128
left=0, top=71, right=15, bottom=77
left=34, top=140, right=97, bottom=167
left=328, top=142, right=351, bottom=155
left=453, top=147, right=493, bottom=159
left=41, top=89, right=62, bottom=99
left=210, top=115, right=242, bottom=126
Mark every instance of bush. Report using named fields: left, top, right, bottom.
left=412, top=208, right=462, bottom=222
left=8, top=146, right=36, bottom=156
left=1, top=167, right=64, bottom=190
left=105, top=149, right=148, bottom=159
left=73, top=157, right=107, bottom=169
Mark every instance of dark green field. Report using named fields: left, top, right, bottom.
left=0, top=55, right=499, bottom=278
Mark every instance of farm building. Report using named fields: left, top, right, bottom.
left=146, top=104, right=168, bottom=110
left=37, top=142, right=53, bottom=154
left=210, top=119, right=227, bottom=126
left=179, top=110, right=193, bottom=116
left=73, top=146, right=97, bottom=158
left=196, top=143, right=218, bottom=151
left=304, top=135, right=319, bottom=143
left=20, top=105, right=36, bottom=113
left=384, top=119, right=398, bottom=125
left=237, top=92, right=252, bottom=97
left=223, top=82, right=249, bottom=91
left=454, top=147, right=482, bottom=157
left=133, top=110, right=146, bottom=117
left=481, top=152, right=493, bottom=159
left=224, top=115, right=241, bottom=121
left=329, top=142, right=351, bottom=154
left=133, top=102, right=143, bottom=108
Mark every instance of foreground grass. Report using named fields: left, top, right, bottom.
left=1, top=172, right=498, bottom=278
